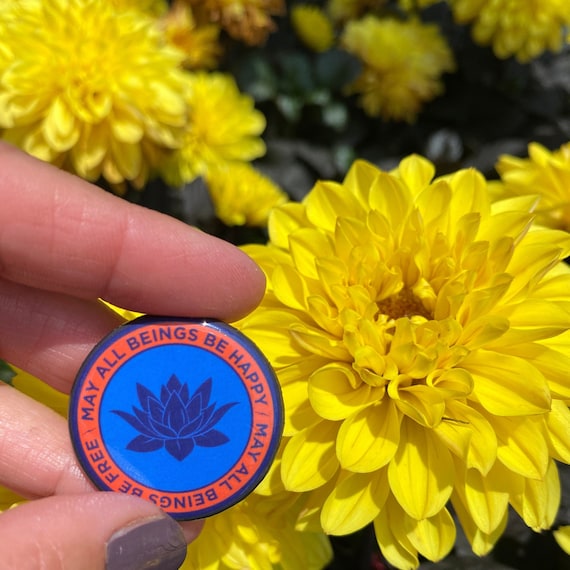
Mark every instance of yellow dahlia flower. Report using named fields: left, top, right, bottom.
left=160, top=72, right=266, bottom=187
left=161, top=0, right=222, bottom=69
left=0, top=0, right=189, bottom=190
left=341, top=16, right=455, bottom=122
left=494, top=142, right=570, bottom=232
left=206, top=162, right=288, bottom=227
left=291, top=5, right=335, bottom=53
left=187, top=0, right=285, bottom=45
left=448, top=0, right=570, bottom=62
left=236, top=155, right=570, bottom=568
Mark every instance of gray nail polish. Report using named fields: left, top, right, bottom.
left=106, top=517, right=187, bottom=570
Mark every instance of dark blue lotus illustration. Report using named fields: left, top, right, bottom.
left=112, top=375, right=237, bottom=461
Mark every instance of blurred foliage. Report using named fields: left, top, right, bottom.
left=0, top=360, right=15, bottom=386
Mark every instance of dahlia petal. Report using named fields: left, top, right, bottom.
left=369, top=172, right=411, bottom=227
left=289, top=323, right=351, bottom=360
left=320, top=470, right=388, bottom=535
left=388, top=420, right=454, bottom=520
left=296, top=476, right=339, bottom=533
left=268, top=202, right=309, bottom=250
left=306, top=295, right=343, bottom=337
left=427, top=367, right=473, bottom=398
left=388, top=383, right=445, bottom=428
left=272, top=264, right=309, bottom=311
left=282, top=379, right=321, bottom=436
left=240, top=311, right=307, bottom=365
left=554, top=526, right=570, bottom=556
left=309, top=363, right=384, bottom=421
left=493, top=342, right=570, bottom=400
left=508, top=244, right=569, bottom=297
left=493, top=415, right=549, bottom=479
left=305, top=182, right=363, bottom=233
left=457, top=315, right=510, bottom=349
left=343, top=159, right=381, bottom=205
left=289, top=228, right=334, bottom=279
left=545, top=400, right=570, bottom=463
left=464, top=466, right=511, bottom=535
left=511, top=459, right=560, bottom=531
left=447, top=168, right=490, bottom=225
left=281, top=422, right=340, bottom=492
left=490, top=194, right=541, bottom=216
left=405, top=507, right=456, bottom=563
left=463, top=350, right=551, bottom=416
left=397, top=154, right=435, bottom=194
left=416, top=179, right=451, bottom=229
left=479, top=210, right=534, bottom=246
left=451, top=488, right=508, bottom=557
left=500, top=299, right=570, bottom=331
left=434, top=400, right=497, bottom=475
left=336, top=400, right=400, bottom=472
left=373, top=496, right=419, bottom=570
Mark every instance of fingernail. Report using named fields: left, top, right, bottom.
left=106, top=516, right=187, bottom=570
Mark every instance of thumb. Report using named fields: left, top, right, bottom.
left=0, top=492, right=203, bottom=570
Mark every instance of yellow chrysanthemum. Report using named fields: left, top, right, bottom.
left=291, top=5, right=335, bottom=52
left=341, top=16, right=455, bottom=122
left=206, top=162, right=288, bottom=227
left=160, top=72, right=266, bottom=187
left=398, top=0, right=442, bottom=10
left=0, top=0, right=189, bottom=189
left=494, top=142, right=570, bottom=232
left=161, top=0, right=222, bottom=69
left=183, top=493, right=332, bottom=569
left=326, top=0, right=380, bottom=23
left=187, top=0, right=285, bottom=45
left=112, top=0, right=169, bottom=16
left=236, top=155, right=570, bottom=568
left=448, top=0, right=570, bottom=62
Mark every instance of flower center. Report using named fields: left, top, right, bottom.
left=376, top=288, right=431, bottom=321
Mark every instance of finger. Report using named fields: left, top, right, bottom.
left=0, top=142, right=265, bottom=321
left=0, top=493, right=203, bottom=570
left=0, top=278, right=124, bottom=392
left=0, top=382, right=92, bottom=498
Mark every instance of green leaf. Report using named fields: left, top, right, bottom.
left=0, top=360, right=16, bottom=385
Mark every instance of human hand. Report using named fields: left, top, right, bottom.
left=0, top=142, right=266, bottom=569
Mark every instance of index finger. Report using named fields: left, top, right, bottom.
left=0, top=142, right=265, bottom=321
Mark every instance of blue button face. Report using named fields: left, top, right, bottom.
left=69, top=316, right=283, bottom=520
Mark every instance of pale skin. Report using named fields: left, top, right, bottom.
left=0, top=142, right=266, bottom=568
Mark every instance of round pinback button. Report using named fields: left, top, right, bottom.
left=69, top=316, right=283, bottom=520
